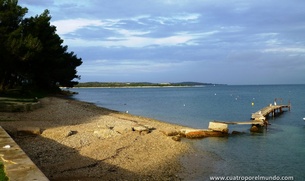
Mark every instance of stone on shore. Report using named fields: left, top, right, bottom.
left=93, top=129, right=121, bottom=139
left=160, top=129, right=179, bottom=136
left=112, top=125, right=133, bottom=134
left=180, top=129, right=207, bottom=138
left=171, top=135, right=181, bottom=141
left=203, top=130, right=228, bottom=137
left=132, top=125, right=154, bottom=134
left=66, top=130, right=78, bottom=137
left=208, top=122, right=229, bottom=133
left=250, top=125, right=259, bottom=132
left=133, top=126, right=149, bottom=132
left=17, top=127, right=41, bottom=136
left=184, top=130, right=207, bottom=139
left=179, top=128, right=228, bottom=139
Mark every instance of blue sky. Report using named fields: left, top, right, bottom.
left=19, top=0, right=305, bottom=85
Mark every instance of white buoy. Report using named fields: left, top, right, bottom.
left=303, top=117, right=305, bottom=121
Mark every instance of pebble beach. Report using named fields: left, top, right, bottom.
left=0, top=96, right=202, bottom=180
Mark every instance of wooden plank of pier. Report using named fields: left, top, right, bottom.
left=212, top=120, right=264, bottom=126
left=251, top=104, right=291, bottom=120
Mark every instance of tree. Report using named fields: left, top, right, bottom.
left=0, top=0, right=28, bottom=91
left=0, top=0, right=82, bottom=92
left=21, top=10, right=82, bottom=90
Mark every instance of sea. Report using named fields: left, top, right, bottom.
left=70, top=84, right=305, bottom=180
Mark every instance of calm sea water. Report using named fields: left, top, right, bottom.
left=70, top=85, right=305, bottom=180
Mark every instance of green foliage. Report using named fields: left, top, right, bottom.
left=0, top=162, right=8, bottom=181
left=0, top=0, right=82, bottom=93
left=0, top=0, right=28, bottom=91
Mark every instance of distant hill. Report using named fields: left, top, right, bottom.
left=75, top=82, right=225, bottom=87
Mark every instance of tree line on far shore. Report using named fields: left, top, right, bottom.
left=0, top=0, right=82, bottom=94
left=74, top=82, right=216, bottom=88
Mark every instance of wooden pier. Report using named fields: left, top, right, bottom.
left=212, top=120, right=265, bottom=126
left=180, top=100, right=291, bottom=138
left=209, top=101, right=291, bottom=133
left=251, top=104, right=291, bottom=121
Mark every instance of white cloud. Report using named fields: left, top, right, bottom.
left=52, top=13, right=201, bottom=35
left=65, top=34, right=191, bottom=48
left=79, top=59, right=179, bottom=75
left=263, top=47, right=305, bottom=54
left=110, top=29, right=151, bottom=36
left=256, top=33, right=279, bottom=37
left=219, top=26, right=244, bottom=32
left=51, top=15, right=207, bottom=47
left=64, top=31, right=218, bottom=48
left=155, top=13, right=201, bottom=24
left=52, top=19, right=104, bottom=34
left=53, top=0, right=88, bottom=7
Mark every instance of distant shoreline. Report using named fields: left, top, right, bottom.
left=69, top=85, right=207, bottom=89
left=72, top=81, right=226, bottom=88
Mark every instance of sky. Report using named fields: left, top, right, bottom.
left=19, top=0, right=305, bottom=85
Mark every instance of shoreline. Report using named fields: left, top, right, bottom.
left=67, top=85, right=206, bottom=89
left=0, top=96, right=206, bottom=180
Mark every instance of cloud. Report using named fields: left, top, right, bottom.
left=52, top=19, right=104, bottom=35
left=63, top=31, right=218, bottom=48
left=152, top=13, right=201, bottom=25
left=79, top=59, right=181, bottom=78
left=52, top=12, right=201, bottom=35
left=20, top=0, right=54, bottom=6
left=52, top=13, right=212, bottom=48
left=18, top=0, right=305, bottom=84
left=263, top=47, right=305, bottom=54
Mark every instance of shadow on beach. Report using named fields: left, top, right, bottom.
left=12, top=134, right=141, bottom=180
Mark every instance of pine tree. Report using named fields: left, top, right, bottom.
left=0, top=0, right=82, bottom=92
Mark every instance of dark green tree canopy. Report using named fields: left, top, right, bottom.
left=0, top=0, right=82, bottom=92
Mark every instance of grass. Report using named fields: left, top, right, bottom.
left=0, top=162, right=8, bottom=181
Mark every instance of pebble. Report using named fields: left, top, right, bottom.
left=3, top=145, right=11, bottom=149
